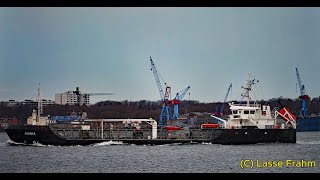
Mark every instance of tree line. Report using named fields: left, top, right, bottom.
left=1, top=97, right=320, bottom=124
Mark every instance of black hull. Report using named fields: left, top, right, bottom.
left=296, top=117, right=320, bottom=132
left=5, top=125, right=296, bottom=146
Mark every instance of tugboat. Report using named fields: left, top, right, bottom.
left=5, top=74, right=296, bottom=146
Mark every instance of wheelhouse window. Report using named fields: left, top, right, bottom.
left=244, top=110, right=249, bottom=114
left=232, top=110, right=237, bottom=114
left=250, top=110, right=255, bottom=114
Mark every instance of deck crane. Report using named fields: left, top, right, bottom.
left=172, top=86, right=190, bottom=119
left=215, top=83, right=232, bottom=117
left=295, top=67, right=310, bottom=116
left=150, top=57, right=172, bottom=125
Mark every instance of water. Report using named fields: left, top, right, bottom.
left=0, top=132, right=319, bottom=173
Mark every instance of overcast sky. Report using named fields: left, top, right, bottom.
left=0, top=7, right=319, bottom=104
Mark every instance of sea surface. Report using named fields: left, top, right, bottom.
left=0, top=132, right=319, bottom=173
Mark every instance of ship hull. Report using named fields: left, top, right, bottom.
left=296, top=117, right=320, bottom=132
left=5, top=125, right=296, bottom=146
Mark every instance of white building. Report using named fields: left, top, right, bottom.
left=7, top=100, right=19, bottom=107
left=41, top=99, right=55, bottom=106
left=1, top=99, right=55, bottom=107
left=55, top=87, right=90, bottom=106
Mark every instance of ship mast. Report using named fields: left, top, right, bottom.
left=241, top=74, right=254, bottom=106
left=36, top=83, right=42, bottom=122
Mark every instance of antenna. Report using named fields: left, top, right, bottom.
left=184, top=92, right=191, bottom=114
left=241, top=74, right=258, bottom=106
left=37, top=83, right=42, bottom=121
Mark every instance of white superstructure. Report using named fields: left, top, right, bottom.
left=27, top=87, right=54, bottom=126
left=212, top=74, right=296, bottom=129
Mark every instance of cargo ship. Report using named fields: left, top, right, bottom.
left=296, top=116, right=320, bottom=131
left=295, top=67, right=320, bottom=131
left=5, top=74, right=296, bottom=146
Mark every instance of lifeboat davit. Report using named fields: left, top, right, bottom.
left=164, top=126, right=183, bottom=131
left=201, top=124, right=219, bottom=129
left=276, top=107, right=296, bottom=126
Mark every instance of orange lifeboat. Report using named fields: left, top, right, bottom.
left=164, top=126, right=183, bottom=131
left=201, top=124, right=219, bottom=129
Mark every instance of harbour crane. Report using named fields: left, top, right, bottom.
left=84, top=93, right=114, bottom=96
left=215, top=83, right=232, bottom=117
left=172, top=86, right=190, bottom=119
left=295, top=67, right=310, bottom=116
left=74, top=87, right=114, bottom=106
left=150, top=57, right=172, bottom=125
left=81, top=93, right=114, bottom=105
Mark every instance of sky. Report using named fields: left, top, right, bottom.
left=0, top=7, right=320, bottom=104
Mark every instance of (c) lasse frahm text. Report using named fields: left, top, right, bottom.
left=240, top=159, right=316, bottom=168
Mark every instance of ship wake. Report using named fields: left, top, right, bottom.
left=6, top=139, right=48, bottom=147
left=0, top=142, right=7, bottom=146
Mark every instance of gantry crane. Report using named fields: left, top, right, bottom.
left=172, top=86, right=190, bottom=119
left=150, top=57, right=172, bottom=125
left=295, top=67, right=310, bottom=116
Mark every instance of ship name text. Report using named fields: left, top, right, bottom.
left=24, top=132, right=36, bottom=136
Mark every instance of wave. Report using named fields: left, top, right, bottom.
left=297, top=141, right=320, bottom=145
left=169, top=142, right=183, bottom=146
left=201, top=142, right=212, bottom=145
left=92, top=140, right=124, bottom=146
